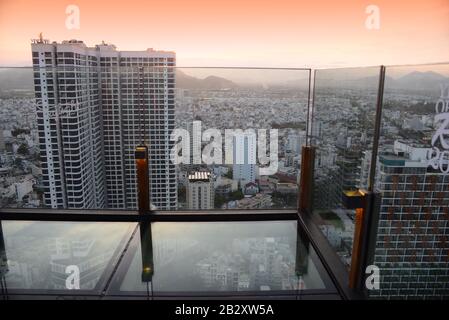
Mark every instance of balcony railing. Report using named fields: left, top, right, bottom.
left=1, top=63, right=449, bottom=300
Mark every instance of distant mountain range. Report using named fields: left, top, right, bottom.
left=339, top=71, right=449, bottom=91
left=176, top=70, right=238, bottom=89
left=0, top=68, right=239, bottom=91
left=0, top=68, right=447, bottom=92
left=388, top=71, right=448, bottom=90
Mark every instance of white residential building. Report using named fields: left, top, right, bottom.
left=232, top=133, right=256, bottom=187
left=31, top=38, right=177, bottom=209
left=187, top=171, right=214, bottom=210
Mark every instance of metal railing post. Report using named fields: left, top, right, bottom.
left=298, top=145, right=315, bottom=214
left=135, top=145, right=150, bottom=214
left=344, top=190, right=381, bottom=292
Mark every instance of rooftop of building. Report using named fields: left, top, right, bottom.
left=31, top=37, right=176, bottom=56
left=188, top=171, right=212, bottom=182
left=379, top=154, right=407, bottom=166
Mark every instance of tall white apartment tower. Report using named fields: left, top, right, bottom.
left=100, top=45, right=177, bottom=210
left=31, top=38, right=177, bottom=210
left=31, top=39, right=105, bottom=208
left=232, top=133, right=256, bottom=187
left=286, top=131, right=305, bottom=155
left=187, top=120, right=202, bottom=166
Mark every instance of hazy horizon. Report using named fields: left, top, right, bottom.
left=1, top=64, right=449, bottom=87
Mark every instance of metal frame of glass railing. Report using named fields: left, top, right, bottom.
left=0, top=62, right=360, bottom=300
left=0, top=207, right=363, bottom=300
left=0, top=207, right=348, bottom=300
left=4, top=63, right=427, bottom=300
left=0, top=208, right=297, bottom=222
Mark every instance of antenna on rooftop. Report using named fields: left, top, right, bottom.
left=33, top=32, right=48, bottom=44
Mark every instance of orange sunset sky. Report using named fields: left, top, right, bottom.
left=0, top=0, right=448, bottom=68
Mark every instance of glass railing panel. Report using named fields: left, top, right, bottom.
left=0, top=66, right=310, bottom=212
left=0, top=220, right=135, bottom=294
left=173, top=68, right=310, bottom=211
left=369, top=63, right=449, bottom=299
left=0, top=67, right=39, bottom=209
left=107, top=220, right=337, bottom=297
left=310, top=67, right=382, bottom=270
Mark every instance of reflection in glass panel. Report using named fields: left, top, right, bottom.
left=0, top=221, right=135, bottom=292
left=371, top=64, right=449, bottom=299
left=109, top=221, right=334, bottom=296
left=311, top=67, right=381, bottom=269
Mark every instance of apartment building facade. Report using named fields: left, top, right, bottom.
left=31, top=38, right=177, bottom=209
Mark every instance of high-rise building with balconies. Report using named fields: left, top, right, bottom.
left=31, top=38, right=177, bottom=210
